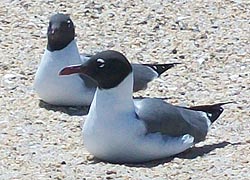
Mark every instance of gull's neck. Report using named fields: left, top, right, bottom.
left=45, top=39, right=81, bottom=65
left=89, top=73, right=135, bottom=120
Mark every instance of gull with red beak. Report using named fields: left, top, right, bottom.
left=59, top=50, right=230, bottom=163
left=34, top=13, right=179, bottom=106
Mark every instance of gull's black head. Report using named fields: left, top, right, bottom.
left=47, top=13, right=75, bottom=51
left=59, top=50, right=132, bottom=89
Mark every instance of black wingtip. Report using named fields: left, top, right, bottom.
left=188, top=102, right=234, bottom=123
left=143, top=63, right=181, bottom=77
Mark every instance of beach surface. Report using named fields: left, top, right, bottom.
left=0, top=0, right=249, bottom=179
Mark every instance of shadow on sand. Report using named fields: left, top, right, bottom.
left=86, top=141, right=243, bottom=167
left=38, top=100, right=89, bottom=116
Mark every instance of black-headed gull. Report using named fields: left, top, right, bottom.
left=34, top=13, right=179, bottom=106
left=59, top=50, right=230, bottom=163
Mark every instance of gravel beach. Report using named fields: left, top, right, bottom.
left=0, top=0, right=249, bottom=179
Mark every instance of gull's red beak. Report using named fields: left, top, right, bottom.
left=59, top=64, right=82, bottom=75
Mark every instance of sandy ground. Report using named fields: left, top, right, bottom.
left=0, top=0, right=250, bottom=179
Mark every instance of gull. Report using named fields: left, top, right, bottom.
left=34, top=13, right=179, bottom=106
left=59, top=50, right=230, bottom=163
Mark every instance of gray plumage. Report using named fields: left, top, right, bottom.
left=134, top=99, right=228, bottom=143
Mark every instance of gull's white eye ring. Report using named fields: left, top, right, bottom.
left=97, top=58, right=105, bottom=68
left=67, top=20, right=71, bottom=27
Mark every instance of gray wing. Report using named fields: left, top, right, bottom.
left=134, top=98, right=211, bottom=143
left=132, top=64, right=157, bottom=92
left=131, top=63, right=179, bottom=92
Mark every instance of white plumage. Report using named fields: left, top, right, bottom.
left=83, top=73, right=194, bottom=163
left=34, top=40, right=94, bottom=106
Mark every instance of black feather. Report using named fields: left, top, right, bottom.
left=187, top=102, right=234, bottom=123
left=143, top=63, right=181, bottom=76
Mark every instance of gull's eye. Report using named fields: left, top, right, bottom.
left=67, top=20, right=71, bottom=28
left=97, top=58, right=105, bottom=68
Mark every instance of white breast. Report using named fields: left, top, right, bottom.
left=82, top=74, right=144, bottom=160
left=34, top=40, right=94, bottom=106
left=82, top=74, right=194, bottom=163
